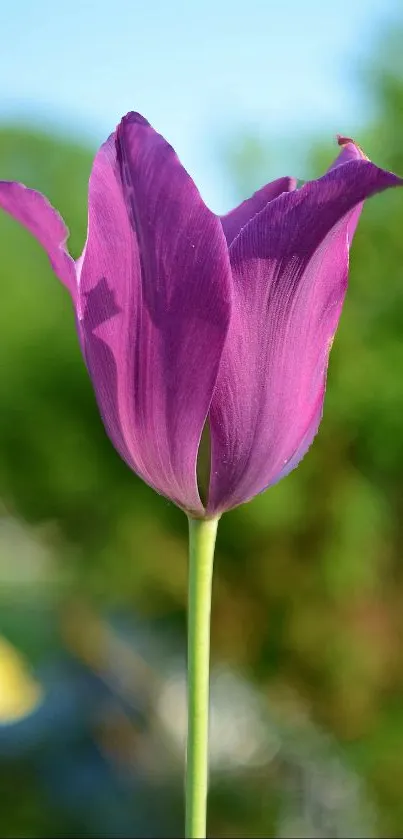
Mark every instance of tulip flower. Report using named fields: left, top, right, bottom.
left=0, top=116, right=400, bottom=516
left=0, top=113, right=401, bottom=839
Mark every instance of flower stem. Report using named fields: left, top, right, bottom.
left=185, top=515, right=219, bottom=839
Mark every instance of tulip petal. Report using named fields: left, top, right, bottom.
left=271, top=135, right=372, bottom=489
left=271, top=137, right=375, bottom=488
left=329, top=137, right=369, bottom=244
left=221, top=177, right=297, bottom=246
left=207, top=156, right=402, bottom=514
left=78, top=113, right=232, bottom=515
left=0, top=181, right=76, bottom=297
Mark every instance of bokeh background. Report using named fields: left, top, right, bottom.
left=1, top=0, right=403, bottom=836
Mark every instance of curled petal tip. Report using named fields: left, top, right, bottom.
left=337, top=134, right=354, bottom=146
left=337, top=134, right=369, bottom=160
left=119, top=111, right=150, bottom=130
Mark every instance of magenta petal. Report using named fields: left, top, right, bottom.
left=207, top=158, right=403, bottom=514
left=0, top=181, right=76, bottom=297
left=332, top=136, right=368, bottom=168
left=78, top=113, right=232, bottom=515
left=327, top=137, right=370, bottom=244
left=221, top=177, right=297, bottom=246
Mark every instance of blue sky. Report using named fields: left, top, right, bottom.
left=0, top=0, right=399, bottom=210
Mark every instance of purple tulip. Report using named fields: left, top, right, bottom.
left=0, top=115, right=401, bottom=518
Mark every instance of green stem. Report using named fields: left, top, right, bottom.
left=185, top=515, right=219, bottom=839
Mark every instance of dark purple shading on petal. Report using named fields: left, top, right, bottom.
left=0, top=181, right=76, bottom=297
left=220, top=177, right=297, bottom=246
left=78, top=113, right=232, bottom=515
left=207, top=155, right=402, bottom=515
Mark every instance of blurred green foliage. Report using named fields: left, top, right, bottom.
left=1, top=30, right=403, bottom=839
